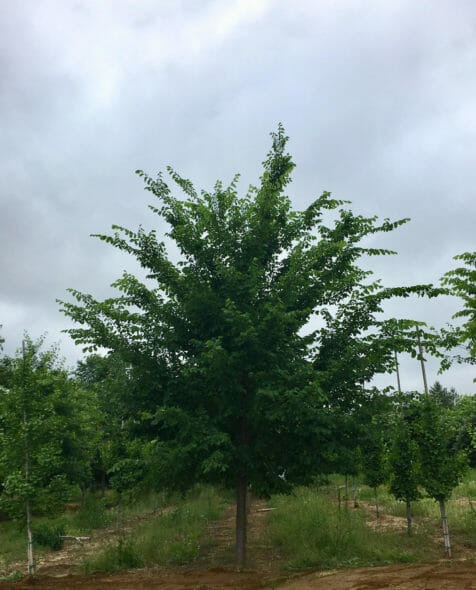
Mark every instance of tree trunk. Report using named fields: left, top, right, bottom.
left=374, top=486, right=380, bottom=519
left=415, top=326, right=429, bottom=395
left=406, top=498, right=412, bottom=536
left=345, top=474, right=348, bottom=501
left=80, top=484, right=87, bottom=507
left=235, top=475, right=248, bottom=568
left=154, top=491, right=159, bottom=514
left=23, top=340, right=35, bottom=575
left=101, top=471, right=106, bottom=498
left=352, top=475, right=357, bottom=507
left=26, top=499, right=34, bottom=574
left=394, top=350, right=402, bottom=393
left=439, top=499, right=452, bottom=557
left=235, top=371, right=249, bottom=568
left=117, top=499, right=123, bottom=530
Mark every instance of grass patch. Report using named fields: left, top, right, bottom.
left=68, top=496, right=112, bottom=534
left=82, top=485, right=226, bottom=573
left=453, top=468, right=476, bottom=500
left=82, top=537, right=143, bottom=573
left=267, top=487, right=434, bottom=570
left=0, top=521, right=29, bottom=573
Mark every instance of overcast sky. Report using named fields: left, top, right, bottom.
left=1, top=0, right=474, bottom=393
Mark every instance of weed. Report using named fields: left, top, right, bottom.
left=267, top=487, right=431, bottom=570
left=82, top=537, right=142, bottom=573
left=81, top=486, right=226, bottom=573
left=33, top=521, right=66, bottom=550
left=69, top=496, right=111, bottom=533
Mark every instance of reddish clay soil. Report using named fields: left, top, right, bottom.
left=1, top=497, right=475, bottom=589
left=1, top=561, right=475, bottom=589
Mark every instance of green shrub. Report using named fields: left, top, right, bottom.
left=34, top=521, right=66, bottom=550
left=83, top=537, right=142, bottom=573
left=70, top=496, right=111, bottom=533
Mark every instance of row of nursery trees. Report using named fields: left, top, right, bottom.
left=0, top=342, right=474, bottom=569
left=0, top=127, right=475, bottom=570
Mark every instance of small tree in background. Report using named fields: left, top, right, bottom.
left=429, top=381, right=459, bottom=409
left=415, top=397, right=468, bottom=556
left=388, top=395, right=421, bottom=535
left=448, top=395, right=476, bottom=468
left=0, top=337, right=75, bottom=573
left=360, top=410, right=389, bottom=518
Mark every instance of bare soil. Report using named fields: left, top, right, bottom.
left=1, top=497, right=475, bottom=589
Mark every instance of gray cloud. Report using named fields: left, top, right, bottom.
left=1, top=0, right=474, bottom=391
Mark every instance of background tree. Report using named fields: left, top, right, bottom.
left=75, top=353, right=132, bottom=498
left=0, top=337, right=76, bottom=573
left=429, top=381, right=459, bottom=409
left=415, top=396, right=468, bottom=556
left=59, top=127, right=438, bottom=566
left=388, top=393, right=422, bottom=535
left=359, top=391, right=392, bottom=517
left=448, top=394, right=476, bottom=467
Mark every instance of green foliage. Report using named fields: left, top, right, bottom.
left=361, top=427, right=388, bottom=490
left=69, top=496, right=111, bottom=533
left=58, top=128, right=447, bottom=565
left=441, top=251, right=476, bottom=368
left=415, top=397, right=468, bottom=502
left=82, top=537, right=142, bottom=573
left=0, top=521, right=30, bottom=572
left=429, top=381, right=459, bottom=409
left=59, top=127, right=440, bottom=500
left=448, top=396, right=476, bottom=467
left=33, top=521, right=65, bottom=550
left=0, top=337, right=81, bottom=520
left=388, top=414, right=421, bottom=503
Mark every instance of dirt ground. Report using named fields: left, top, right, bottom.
left=1, top=497, right=475, bottom=589
left=0, top=561, right=475, bottom=589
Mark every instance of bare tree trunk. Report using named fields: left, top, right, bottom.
left=116, top=499, right=123, bottom=531
left=235, top=475, right=247, bottom=568
left=352, top=475, right=357, bottom=507
left=439, top=499, right=452, bottom=557
left=406, top=498, right=413, bottom=536
left=415, top=327, right=429, bottom=395
left=394, top=350, right=402, bottom=394
left=235, top=371, right=249, bottom=568
left=345, top=474, right=348, bottom=500
left=154, top=491, right=159, bottom=514
left=80, top=484, right=87, bottom=507
left=23, top=341, right=35, bottom=575
left=374, top=486, right=380, bottom=519
left=26, top=499, right=34, bottom=574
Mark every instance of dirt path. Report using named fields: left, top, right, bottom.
left=279, top=561, right=476, bottom=589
